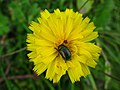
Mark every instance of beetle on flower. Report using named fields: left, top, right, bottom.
left=27, top=9, right=101, bottom=83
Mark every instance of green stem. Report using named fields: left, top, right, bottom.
left=0, top=47, right=26, bottom=58
left=58, top=82, right=62, bottom=90
left=88, top=74, right=97, bottom=90
left=100, top=71, right=120, bottom=81
left=1, top=68, right=11, bottom=90
left=79, top=0, right=89, bottom=11
left=71, top=83, right=75, bottom=90
left=41, top=75, right=55, bottom=90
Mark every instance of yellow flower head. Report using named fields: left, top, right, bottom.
left=27, top=9, right=101, bottom=83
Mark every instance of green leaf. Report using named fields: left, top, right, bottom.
left=0, top=68, right=11, bottom=90
left=76, top=0, right=94, bottom=14
left=99, top=39, right=120, bottom=64
left=28, top=3, right=39, bottom=23
left=88, top=74, right=97, bottom=90
left=0, top=12, right=9, bottom=36
left=94, top=0, right=114, bottom=27
left=9, top=1, right=26, bottom=23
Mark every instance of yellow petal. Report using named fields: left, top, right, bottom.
left=40, top=9, right=50, bottom=20
left=39, top=24, right=57, bottom=43
left=27, top=52, right=36, bottom=59
left=27, top=44, right=38, bottom=51
left=53, top=74, right=61, bottom=83
left=36, top=47, right=56, bottom=57
left=45, top=59, right=56, bottom=80
left=33, top=62, right=49, bottom=75
left=37, top=17, right=57, bottom=43
left=67, top=33, right=83, bottom=42
left=80, top=32, right=98, bottom=42
left=67, top=68, right=75, bottom=83
left=29, top=21, right=41, bottom=34
left=67, top=14, right=83, bottom=41
left=74, top=54, right=87, bottom=64
left=80, top=63, right=90, bottom=77
left=46, top=56, right=67, bottom=82
left=66, top=61, right=75, bottom=68
left=80, top=43, right=101, bottom=53
left=80, top=22, right=96, bottom=37
left=67, top=59, right=84, bottom=83
left=26, top=34, right=34, bottom=43
left=79, top=17, right=90, bottom=32
left=78, top=47, right=97, bottom=68
left=28, top=20, right=56, bottom=43
left=54, top=9, right=60, bottom=16
left=27, top=34, right=53, bottom=46
left=46, top=14, right=60, bottom=38
left=77, top=42, right=101, bottom=62
left=32, top=52, right=57, bottom=65
left=64, top=15, right=74, bottom=40
left=92, top=53, right=101, bottom=62
left=55, top=56, right=67, bottom=75
left=65, top=9, right=73, bottom=16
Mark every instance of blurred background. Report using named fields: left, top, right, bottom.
left=0, top=0, right=120, bottom=90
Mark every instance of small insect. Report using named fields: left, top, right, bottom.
left=58, top=44, right=71, bottom=60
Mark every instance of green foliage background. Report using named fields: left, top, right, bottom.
left=0, top=0, right=120, bottom=90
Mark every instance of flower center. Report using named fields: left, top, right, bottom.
left=63, top=40, right=68, bottom=44
left=58, top=44, right=71, bottom=61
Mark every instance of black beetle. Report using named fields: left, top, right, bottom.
left=58, top=44, right=71, bottom=60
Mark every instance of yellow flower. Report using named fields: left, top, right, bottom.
left=27, top=9, right=101, bottom=83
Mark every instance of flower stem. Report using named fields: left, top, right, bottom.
left=88, top=74, right=97, bottom=90
left=71, top=83, right=75, bottom=90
